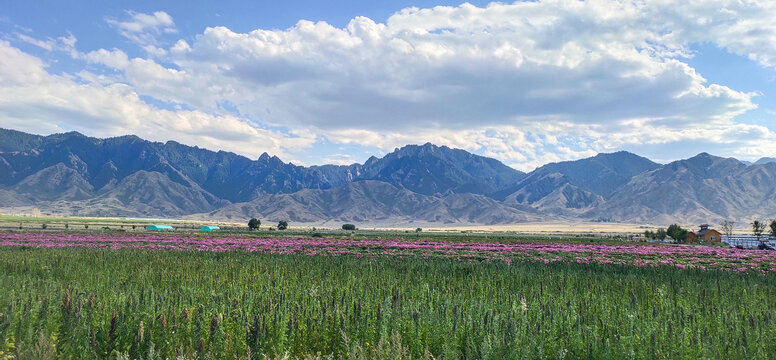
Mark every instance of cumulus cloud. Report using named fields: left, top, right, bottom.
left=0, top=41, right=314, bottom=159
left=4, top=1, right=776, bottom=169
left=151, top=1, right=764, bottom=135
left=81, top=48, right=130, bottom=69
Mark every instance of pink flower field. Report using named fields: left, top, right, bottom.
left=2, top=231, right=776, bottom=273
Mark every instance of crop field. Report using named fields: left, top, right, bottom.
left=1, top=232, right=775, bottom=359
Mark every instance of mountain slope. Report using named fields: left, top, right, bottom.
left=754, top=157, right=776, bottom=165
left=48, top=170, right=230, bottom=218
left=3, top=128, right=776, bottom=225
left=492, top=151, right=658, bottom=215
left=588, top=153, right=776, bottom=223
left=12, top=163, right=94, bottom=201
left=0, top=129, right=523, bottom=202
left=197, top=180, right=540, bottom=225
left=355, top=143, right=526, bottom=196
left=0, top=130, right=346, bottom=202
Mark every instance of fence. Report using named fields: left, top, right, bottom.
left=722, top=235, right=776, bottom=249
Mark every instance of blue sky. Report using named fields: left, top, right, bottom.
left=2, top=0, right=776, bottom=170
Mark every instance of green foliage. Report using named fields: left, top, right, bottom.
left=248, top=218, right=261, bottom=231
left=666, top=224, right=688, bottom=243
left=415, top=228, right=422, bottom=233
left=0, top=247, right=775, bottom=358
left=720, top=220, right=735, bottom=238
left=752, top=220, right=767, bottom=241
left=769, top=220, right=776, bottom=238
left=277, top=221, right=288, bottom=230
left=341, top=224, right=357, bottom=231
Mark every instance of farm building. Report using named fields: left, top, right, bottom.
left=146, top=225, right=173, bottom=231
left=687, top=224, right=721, bottom=244
left=200, top=226, right=220, bottom=232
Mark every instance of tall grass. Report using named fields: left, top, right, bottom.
left=0, top=247, right=774, bottom=359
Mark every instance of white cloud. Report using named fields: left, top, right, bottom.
left=16, top=32, right=76, bottom=52
left=17, top=33, right=55, bottom=50
left=149, top=1, right=765, bottom=135
left=82, top=48, right=130, bottom=69
left=106, top=11, right=177, bottom=49
left=321, top=153, right=358, bottom=166
left=5, top=1, right=776, bottom=169
left=0, top=41, right=315, bottom=160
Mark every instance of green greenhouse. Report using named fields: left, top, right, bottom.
left=146, top=225, right=174, bottom=230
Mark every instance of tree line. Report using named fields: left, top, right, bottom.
left=645, top=220, right=776, bottom=245
left=247, top=218, right=287, bottom=231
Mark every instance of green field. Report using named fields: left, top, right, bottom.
left=0, top=215, right=625, bottom=244
left=1, top=245, right=775, bottom=359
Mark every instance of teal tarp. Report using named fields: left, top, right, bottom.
left=146, top=225, right=173, bottom=230
left=200, top=226, right=220, bottom=232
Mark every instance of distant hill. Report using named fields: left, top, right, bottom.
left=492, top=152, right=660, bottom=215
left=588, top=153, right=776, bottom=223
left=197, top=180, right=541, bottom=225
left=754, top=157, right=776, bottom=165
left=355, top=143, right=526, bottom=196
left=2, top=128, right=776, bottom=225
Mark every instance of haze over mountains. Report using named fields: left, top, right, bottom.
left=1, top=128, right=775, bottom=226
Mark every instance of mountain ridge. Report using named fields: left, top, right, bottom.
left=2, top=128, right=775, bottom=225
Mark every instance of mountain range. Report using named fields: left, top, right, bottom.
left=1, top=128, right=775, bottom=226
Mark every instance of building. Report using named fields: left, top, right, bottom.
left=687, top=224, right=722, bottom=244
left=630, top=234, right=646, bottom=242
left=723, top=234, right=776, bottom=249
left=200, top=225, right=220, bottom=232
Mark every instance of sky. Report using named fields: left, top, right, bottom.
left=1, top=0, right=776, bottom=171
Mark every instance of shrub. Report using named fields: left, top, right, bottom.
left=277, top=221, right=288, bottom=230
left=248, top=218, right=261, bottom=231
left=666, top=224, right=688, bottom=243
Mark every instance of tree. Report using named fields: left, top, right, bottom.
left=415, top=228, right=422, bottom=233
left=752, top=220, right=767, bottom=243
left=277, top=221, right=288, bottom=230
left=666, top=224, right=688, bottom=243
left=770, top=220, right=776, bottom=238
left=656, top=228, right=667, bottom=241
left=341, top=224, right=356, bottom=231
left=248, top=218, right=261, bottom=231
left=720, top=220, right=735, bottom=240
